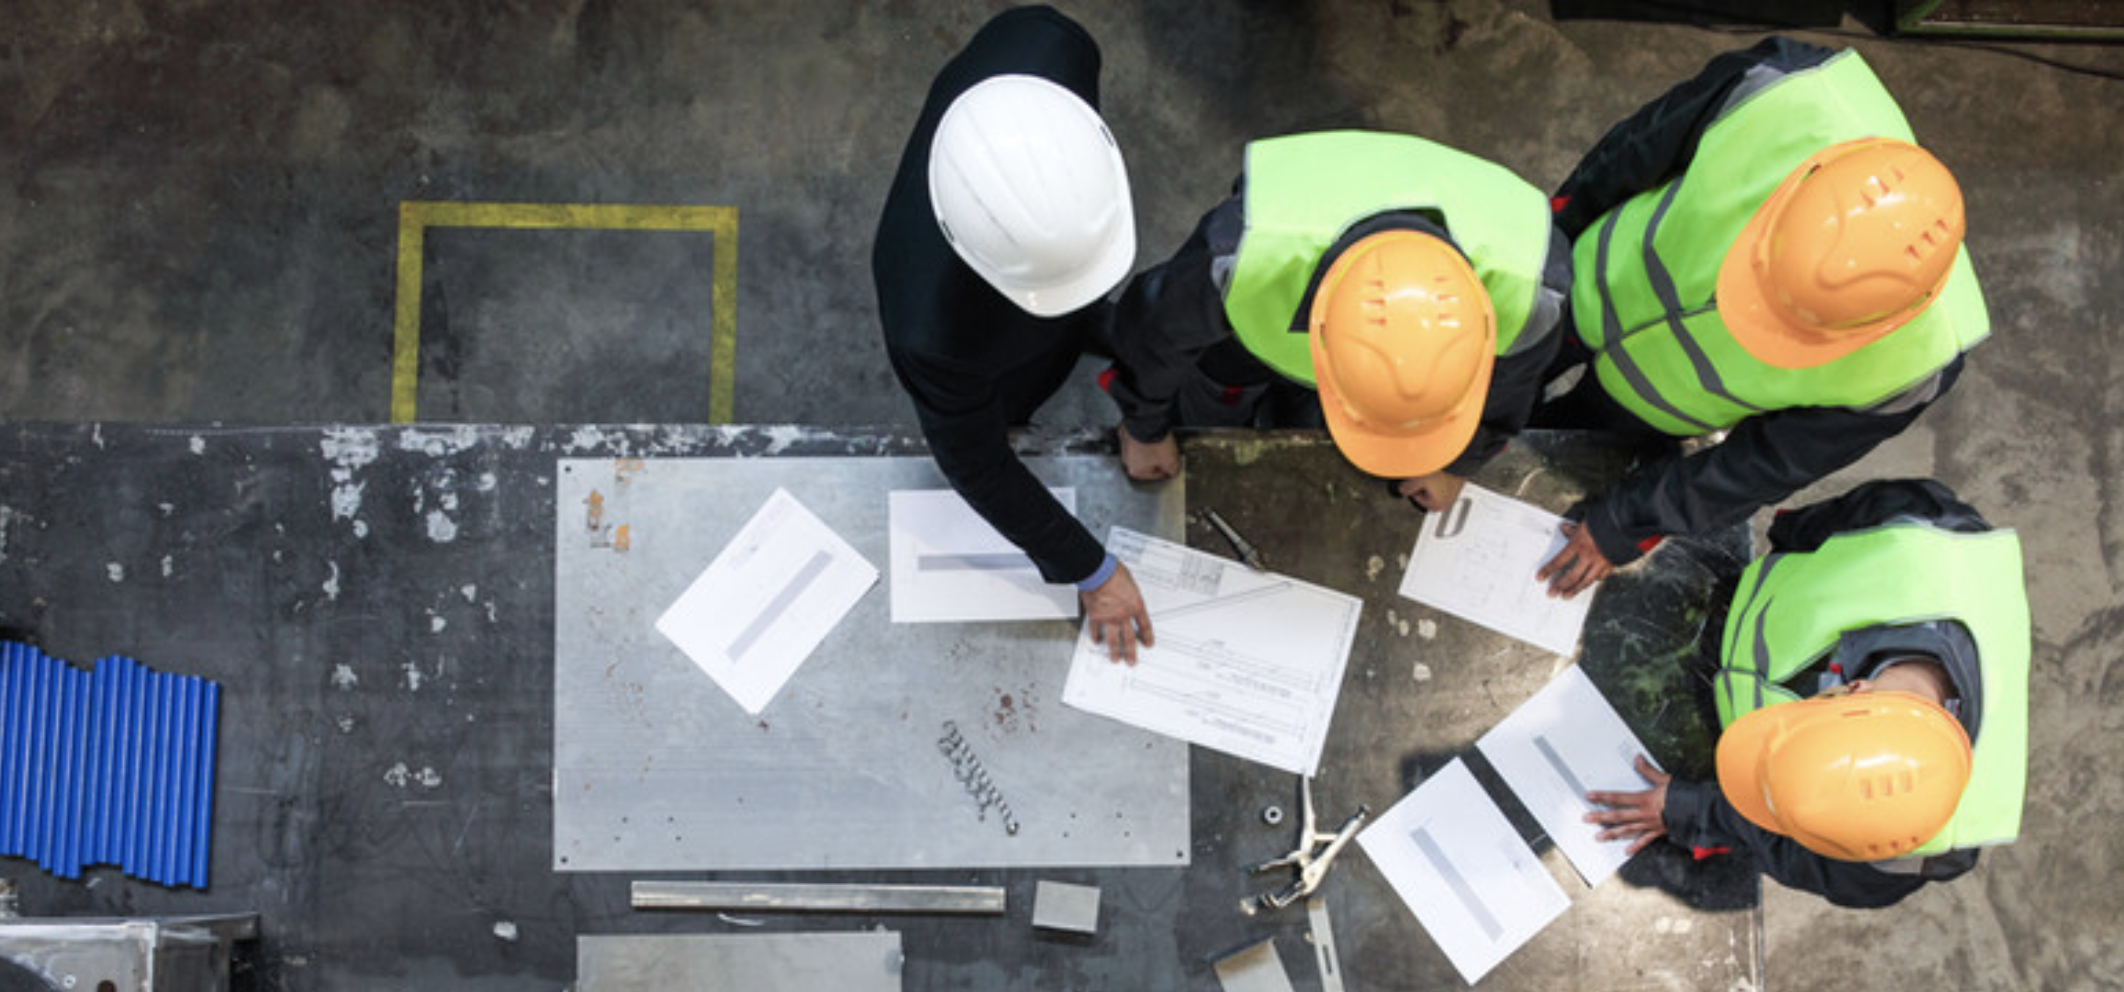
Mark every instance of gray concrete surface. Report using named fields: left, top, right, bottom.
left=3, top=1, right=2120, bottom=990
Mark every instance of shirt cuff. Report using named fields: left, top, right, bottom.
left=1074, top=553, right=1119, bottom=592
left=1579, top=499, right=1654, bottom=567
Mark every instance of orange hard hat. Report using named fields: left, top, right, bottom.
left=1716, top=691, right=1972, bottom=862
left=1308, top=230, right=1495, bottom=479
left=1717, top=137, right=1965, bottom=369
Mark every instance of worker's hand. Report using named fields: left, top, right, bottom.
left=1584, top=754, right=1671, bottom=855
left=1536, top=520, right=1612, bottom=599
left=1118, top=425, right=1180, bottom=482
left=1396, top=471, right=1466, bottom=512
left=1082, top=562, right=1154, bottom=665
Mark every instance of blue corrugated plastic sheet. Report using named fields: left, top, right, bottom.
left=0, top=641, right=220, bottom=888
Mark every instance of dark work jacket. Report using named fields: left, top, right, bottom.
left=873, top=6, right=1109, bottom=584
left=1107, top=204, right=1567, bottom=479
left=1662, top=479, right=1985, bottom=909
left=1544, top=37, right=1966, bottom=566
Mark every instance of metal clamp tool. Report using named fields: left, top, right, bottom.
left=1246, top=778, right=1368, bottom=911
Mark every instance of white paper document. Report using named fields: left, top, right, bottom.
left=1398, top=484, right=1593, bottom=656
left=654, top=488, right=878, bottom=715
left=1357, top=759, right=1569, bottom=985
left=888, top=488, right=1079, bottom=623
left=1061, top=527, right=1360, bottom=776
left=1477, top=665, right=1659, bottom=887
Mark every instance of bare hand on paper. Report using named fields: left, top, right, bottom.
left=1537, top=520, right=1612, bottom=599
left=1584, top=754, right=1670, bottom=855
left=1082, top=562, right=1154, bottom=665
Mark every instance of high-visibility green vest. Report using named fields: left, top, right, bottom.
left=1225, top=131, right=1552, bottom=385
left=1573, top=51, right=1990, bottom=436
left=1716, top=523, right=2029, bottom=856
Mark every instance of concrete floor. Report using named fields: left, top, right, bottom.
left=2, top=1, right=2121, bottom=990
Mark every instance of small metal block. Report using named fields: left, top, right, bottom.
left=1211, top=935, right=1296, bottom=992
left=1031, top=880, right=1101, bottom=935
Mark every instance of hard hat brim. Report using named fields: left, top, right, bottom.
left=987, top=213, right=1136, bottom=318
left=1714, top=703, right=1790, bottom=837
left=1715, top=139, right=1932, bottom=370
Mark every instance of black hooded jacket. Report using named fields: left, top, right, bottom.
left=872, top=6, right=1111, bottom=584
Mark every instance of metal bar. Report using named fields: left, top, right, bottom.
left=192, top=681, right=221, bottom=887
left=70, top=665, right=94, bottom=876
left=104, top=657, right=135, bottom=870
left=46, top=662, right=75, bottom=874
left=28, top=648, right=55, bottom=869
left=154, top=672, right=180, bottom=884
left=1307, top=895, right=1346, bottom=992
left=632, top=880, right=1007, bottom=915
left=1896, top=0, right=2124, bottom=38
left=85, top=657, right=111, bottom=866
left=10, top=646, right=30, bottom=853
left=119, top=660, right=144, bottom=876
left=36, top=656, right=65, bottom=873
left=0, top=642, right=22, bottom=855
left=171, top=676, right=200, bottom=885
left=58, top=665, right=87, bottom=876
left=138, top=668, right=166, bottom=879
left=127, top=660, right=149, bottom=876
left=14, top=647, right=35, bottom=859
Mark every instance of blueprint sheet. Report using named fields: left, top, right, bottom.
left=1061, top=527, right=1360, bottom=776
left=1398, top=484, right=1593, bottom=656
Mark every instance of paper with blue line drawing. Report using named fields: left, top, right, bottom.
left=1477, top=664, right=1659, bottom=887
left=654, top=487, right=877, bottom=715
left=888, top=487, right=1079, bottom=623
left=1060, top=527, right=1360, bottom=776
left=1357, top=759, right=1568, bottom=985
left=1397, top=483, right=1593, bottom=656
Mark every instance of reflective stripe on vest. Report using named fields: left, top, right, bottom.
left=1716, top=523, right=2029, bottom=854
left=1225, top=130, right=1551, bottom=385
left=1573, top=51, right=1990, bottom=435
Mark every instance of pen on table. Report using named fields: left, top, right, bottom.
left=1202, top=508, right=1267, bottom=571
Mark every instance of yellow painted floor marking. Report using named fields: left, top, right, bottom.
left=389, top=201, right=738, bottom=424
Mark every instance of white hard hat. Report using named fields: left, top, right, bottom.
left=927, top=74, right=1135, bottom=317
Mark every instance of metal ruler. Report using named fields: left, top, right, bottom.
left=1307, top=895, right=1346, bottom=992
left=632, top=880, right=1006, bottom=915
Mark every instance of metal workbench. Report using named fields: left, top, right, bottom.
left=0, top=423, right=1759, bottom=991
